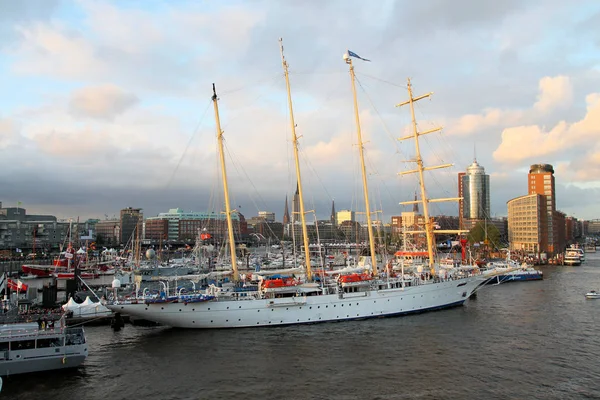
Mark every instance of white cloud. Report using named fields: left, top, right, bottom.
left=446, top=75, right=574, bottom=137
left=534, top=75, right=573, bottom=113
left=447, top=108, right=523, bottom=137
left=69, top=84, right=138, bottom=120
left=493, top=92, right=600, bottom=181
left=0, top=118, right=19, bottom=149
left=1, top=1, right=600, bottom=220
left=12, top=23, right=105, bottom=79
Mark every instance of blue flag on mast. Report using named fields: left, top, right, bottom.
left=348, top=50, right=371, bottom=62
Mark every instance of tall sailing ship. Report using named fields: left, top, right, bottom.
left=106, top=43, right=488, bottom=328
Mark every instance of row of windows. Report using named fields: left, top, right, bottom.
left=509, top=236, right=539, bottom=242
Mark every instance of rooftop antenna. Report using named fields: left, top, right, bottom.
left=473, top=142, right=477, bottom=162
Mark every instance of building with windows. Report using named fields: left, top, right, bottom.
left=527, top=164, right=564, bottom=254
left=258, top=211, right=275, bottom=223
left=336, top=210, right=355, bottom=225
left=461, top=160, right=490, bottom=227
left=145, top=208, right=246, bottom=242
left=587, top=219, right=600, bottom=235
left=458, top=172, right=466, bottom=230
left=96, top=219, right=120, bottom=246
left=120, top=207, right=143, bottom=245
left=0, top=203, right=67, bottom=252
left=144, top=219, right=168, bottom=242
left=507, top=194, right=545, bottom=254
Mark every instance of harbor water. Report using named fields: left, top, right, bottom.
left=3, top=253, right=600, bottom=399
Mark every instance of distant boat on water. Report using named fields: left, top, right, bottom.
left=564, top=245, right=583, bottom=266
left=584, top=243, right=596, bottom=253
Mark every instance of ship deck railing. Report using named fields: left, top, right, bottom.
left=0, top=324, right=77, bottom=340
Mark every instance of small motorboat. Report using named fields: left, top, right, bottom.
left=585, top=290, right=600, bottom=299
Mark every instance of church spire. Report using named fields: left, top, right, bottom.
left=330, top=199, right=336, bottom=225
left=413, top=191, right=419, bottom=213
left=283, top=195, right=290, bottom=225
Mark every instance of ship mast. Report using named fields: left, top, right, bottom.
left=344, top=54, right=378, bottom=276
left=212, top=84, right=239, bottom=282
left=279, top=38, right=313, bottom=280
left=396, top=78, right=465, bottom=275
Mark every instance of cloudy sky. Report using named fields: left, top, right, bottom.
left=1, top=0, right=599, bottom=223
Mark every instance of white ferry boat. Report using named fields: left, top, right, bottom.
left=564, top=248, right=582, bottom=266
left=0, top=316, right=88, bottom=376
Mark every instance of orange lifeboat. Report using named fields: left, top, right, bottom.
left=338, top=273, right=372, bottom=283
left=263, top=277, right=298, bottom=288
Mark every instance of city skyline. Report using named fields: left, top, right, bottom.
left=1, top=1, right=599, bottom=222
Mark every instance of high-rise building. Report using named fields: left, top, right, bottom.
left=461, top=159, right=490, bottom=224
left=507, top=163, right=565, bottom=256
left=507, top=194, right=545, bottom=253
left=527, top=164, right=560, bottom=254
left=120, top=207, right=143, bottom=245
left=458, top=172, right=466, bottom=230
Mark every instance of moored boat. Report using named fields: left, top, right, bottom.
left=483, top=255, right=542, bottom=284
left=21, top=258, right=68, bottom=277
left=0, top=283, right=88, bottom=377
left=106, top=43, right=488, bottom=328
left=564, top=249, right=582, bottom=266
left=52, top=271, right=100, bottom=280
left=486, top=266, right=543, bottom=284
left=0, top=318, right=88, bottom=376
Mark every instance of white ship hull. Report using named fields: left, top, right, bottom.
left=1, top=345, right=87, bottom=376
left=107, top=276, right=484, bottom=329
left=564, top=257, right=581, bottom=266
